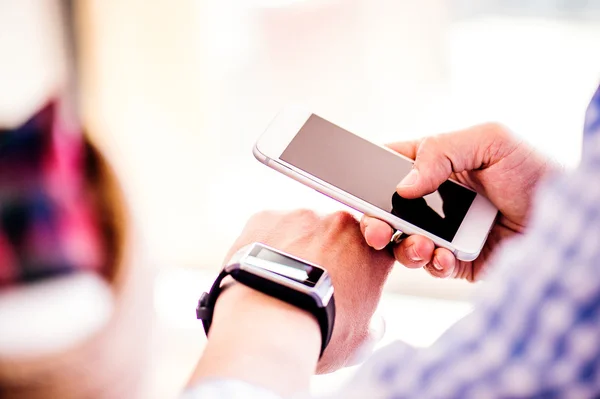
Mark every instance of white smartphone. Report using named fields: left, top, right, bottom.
left=253, top=106, right=498, bottom=261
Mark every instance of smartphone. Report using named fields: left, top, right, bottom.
left=253, top=106, right=498, bottom=261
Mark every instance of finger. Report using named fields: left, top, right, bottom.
left=385, top=139, right=420, bottom=160
left=396, top=124, right=517, bottom=199
left=396, top=137, right=454, bottom=199
left=360, top=216, right=394, bottom=250
left=424, top=247, right=456, bottom=279
left=392, top=235, right=435, bottom=269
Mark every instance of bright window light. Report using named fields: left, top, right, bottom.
left=240, top=0, right=321, bottom=8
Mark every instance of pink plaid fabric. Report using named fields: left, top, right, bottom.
left=0, top=101, right=105, bottom=287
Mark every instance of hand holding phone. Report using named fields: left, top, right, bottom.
left=254, top=107, right=499, bottom=262
left=362, top=123, right=553, bottom=281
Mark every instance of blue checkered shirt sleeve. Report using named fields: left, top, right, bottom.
left=184, top=84, right=600, bottom=399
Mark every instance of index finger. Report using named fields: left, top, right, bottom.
left=385, top=139, right=421, bottom=160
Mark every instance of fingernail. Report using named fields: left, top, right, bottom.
left=398, top=169, right=418, bottom=188
left=409, top=245, right=422, bottom=262
left=432, top=259, right=443, bottom=271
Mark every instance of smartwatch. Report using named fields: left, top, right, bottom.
left=196, top=242, right=336, bottom=357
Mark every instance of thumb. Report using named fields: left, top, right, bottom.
left=395, top=123, right=513, bottom=198
left=396, top=140, right=454, bottom=198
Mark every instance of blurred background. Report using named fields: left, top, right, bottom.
left=75, top=0, right=600, bottom=397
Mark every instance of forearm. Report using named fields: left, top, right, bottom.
left=188, top=283, right=321, bottom=397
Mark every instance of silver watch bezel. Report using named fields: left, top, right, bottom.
left=224, top=243, right=334, bottom=308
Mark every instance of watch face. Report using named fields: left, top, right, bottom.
left=247, top=246, right=325, bottom=287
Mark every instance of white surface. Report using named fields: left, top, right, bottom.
left=152, top=268, right=473, bottom=398
left=0, top=273, right=114, bottom=357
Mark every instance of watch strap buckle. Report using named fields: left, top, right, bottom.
left=196, top=292, right=211, bottom=320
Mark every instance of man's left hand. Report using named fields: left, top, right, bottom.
left=222, top=209, right=395, bottom=374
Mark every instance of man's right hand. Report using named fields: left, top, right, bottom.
left=361, top=123, right=557, bottom=281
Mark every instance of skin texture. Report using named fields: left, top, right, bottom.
left=190, top=281, right=322, bottom=396
left=361, top=123, right=557, bottom=282
left=190, top=210, right=395, bottom=395
left=222, top=209, right=395, bottom=373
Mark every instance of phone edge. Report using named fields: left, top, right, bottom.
left=255, top=148, right=485, bottom=260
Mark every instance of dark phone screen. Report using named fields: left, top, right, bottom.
left=280, top=114, right=476, bottom=242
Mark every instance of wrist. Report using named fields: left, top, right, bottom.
left=213, top=282, right=322, bottom=337
left=190, top=282, right=321, bottom=395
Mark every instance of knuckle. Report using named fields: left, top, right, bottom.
left=416, top=136, right=451, bottom=182
left=327, top=210, right=357, bottom=227
left=480, top=122, right=519, bottom=159
left=244, top=210, right=280, bottom=235
left=417, top=135, right=446, bottom=164
left=483, top=121, right=508, bottom=132
left=291, top=208, right=319, bottom=222
left=287, top=209, right=321, bottom=234
left=481, top=122, right=512, bottom=139
left=418, top=136, right=439, bottom=153
left=248, top=209, right=276, bottom=223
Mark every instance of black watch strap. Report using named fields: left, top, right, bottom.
left=196, top=269, right=335, bottom=357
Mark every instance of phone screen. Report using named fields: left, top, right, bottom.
left=280, top=114, right=476, bottom=242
